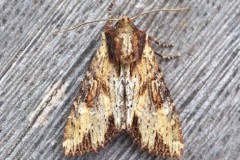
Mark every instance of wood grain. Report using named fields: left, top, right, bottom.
left=0, top=0, right=239, bottom=160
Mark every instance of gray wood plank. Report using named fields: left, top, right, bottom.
left=0, top=0, right=239, bottom=160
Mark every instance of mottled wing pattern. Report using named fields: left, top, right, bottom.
left=125, top=35, right=183, bottom=158
left=63, top=33, right=123, bottom=156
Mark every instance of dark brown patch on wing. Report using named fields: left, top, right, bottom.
left=135, top=30, right=146, bottom=61
left=129, top=114, right=141, bottom=143
left=105, top=31, right=121, bottom=76
left=105, top=31, right=117, bottom=63
left=153, top=134, right=171, bottom=157
left=85, top=80, right=98, bottom=108
left=150, top=80, right=163, bottom=108
left=154, top=69, right=169, bottom=100
left=100, top=80, right=109, bottom=94
left=105, top=114, right=118, bottom=141
left=81, top=132, right=92, bottom=153
left=139, top=82, right=147, bottom=96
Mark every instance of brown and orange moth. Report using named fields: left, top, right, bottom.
left=62, top=1, right=188, bottom=158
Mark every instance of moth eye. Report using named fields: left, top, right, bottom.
left=115, top=22, right=119, bottom=28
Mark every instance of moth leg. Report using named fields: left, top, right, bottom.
left=105, top=0, right=115, bottom=29
left=149, top=36, right=174, bottom=48
left=149, top=36, right=179, bottom=61
left=154, top=51, right=180, bottom=61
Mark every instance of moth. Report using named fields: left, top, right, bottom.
left=62, top=1, right=188, bottom=158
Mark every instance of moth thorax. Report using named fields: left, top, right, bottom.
left=117, top=52, right=138, bottom=64
left=114, top=32, right=139, bottom=64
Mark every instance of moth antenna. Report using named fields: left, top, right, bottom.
left=131, top=7, right=190, bottom=20
left=106, top=0, right=116, bottom=29
left=56, top=18, right=119, bottom=34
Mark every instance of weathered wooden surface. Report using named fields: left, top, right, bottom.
left=0, top=0, right=239, bottom=160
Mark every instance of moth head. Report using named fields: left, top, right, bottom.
left=114, top=16, right=134, bottom=29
